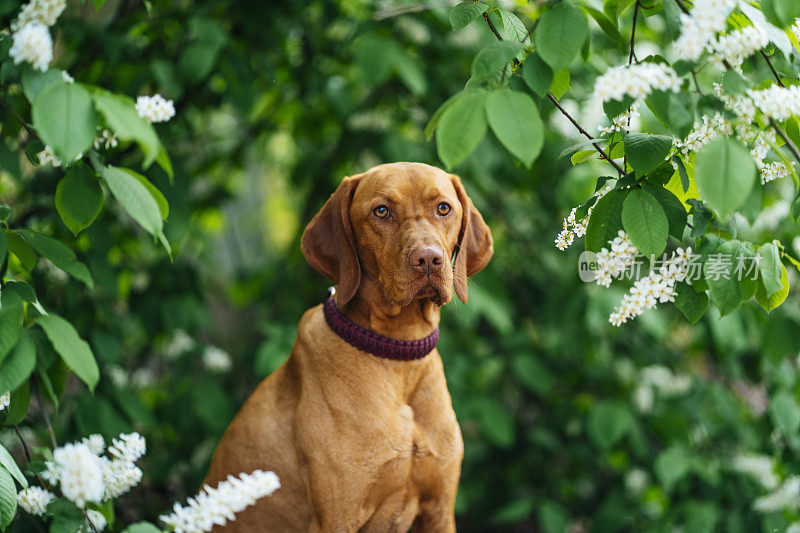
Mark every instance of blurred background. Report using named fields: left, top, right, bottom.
left=3, top=0, right=800, bottom=531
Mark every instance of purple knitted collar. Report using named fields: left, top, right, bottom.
left=323, top=297, right=439, bottom=361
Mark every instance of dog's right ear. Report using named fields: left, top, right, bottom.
left=301, top=176, right=361, bottom=306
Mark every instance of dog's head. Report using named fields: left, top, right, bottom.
left=301, top=162, right=493, bottom=307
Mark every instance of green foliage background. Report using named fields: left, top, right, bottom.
left=1, top=0, right=800, bottom=531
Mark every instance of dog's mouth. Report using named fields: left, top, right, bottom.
left=415, top=283, right=446, bottom=306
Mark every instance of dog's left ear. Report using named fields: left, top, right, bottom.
left=450, top=174, right=493, bottom=304
left=301, top=176, right=361, bottom=306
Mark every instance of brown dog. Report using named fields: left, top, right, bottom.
left=205, top=162, right=493, bottom=532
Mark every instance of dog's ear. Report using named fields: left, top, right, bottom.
left=301, top=176, right=361, bottom=306
left=450, top=174, right=493, bottom=304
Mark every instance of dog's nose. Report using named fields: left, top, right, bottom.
left=411, top=245, right=444, bottom=274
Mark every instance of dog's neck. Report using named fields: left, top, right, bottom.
left=337, top=283, right=441, bottom=341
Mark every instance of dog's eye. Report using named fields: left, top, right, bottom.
left=436, top=202, right=452, bottom=216
left=373, top=205, right=390, bottom=219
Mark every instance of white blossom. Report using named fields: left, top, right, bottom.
left=753, top=476, right=800, bottom=513
left=792, top=19, right=800, bottom=47
left=708, top=25, right=768, bottom=69
left=10, top=23, right=53, bottom=72
left=673, top=0, right=738, bottom=61
left=593, top=231, right=639, bottom=288
left=0, top=392, right=9, bottom=412
left=82, top=434, right=106, bottom=455
left=61, top=70, right=74, bottom=83
left=52, top=442, right=105, bottom=507
left=598, top=104, right=641, bottom=135
left=12, top=0, right=67, bottom=31
left=108, top=432, right=146, bottom=463
left=760, top=161, right=793, bottom=184
left=609, top=247, right=693, bottom=326
left=674, top=113, right=733, bottom=157
left=633, top=384, right=654, bottom=413
left=85, top=509, right=107, bottom=532
left=555, top=206, right=593, bottom=251
left=748, top=85, right=800, bottom=121
left=592, top=63, right=681, bottom=105
left=641, top=365, right=692, bottom=397
left=135, top=94, right=176, bottom=123
left=37, top=145, right=61, bottom=167
left=159, top=470, right=281, bottom=533
left=17, top=486, right=55, bottom=516
left=203, top=346, right=232, bottom=372
left=625, top=469, right=649, bottom=495
left=164, top=329, right=196, bottom=359
left=731, top=454, right=779, bottom=490
left=93, top=129, right=118, bottom=150
left=101, top=457, right=142, bottom=499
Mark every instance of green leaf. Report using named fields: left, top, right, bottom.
left=0, top=329, right=36, bottom=395
left=436, top=90, right=488, bottom=169
left=31, top=81, right=97, bottom=164
left=121, top=168, right=169, bottom=220
left=694, top=137, right=756, bottom=218
left=535, top=2, right=589, bottom=72
left=485, top=89, right=544, bottom=168
left=642, top=183, right=687, bottom=239
left=587, top=401, right=631, bottom=449
left=0, top=466, right=16, bottom=531
left=449, top=2, right=488, bottom=31
left=722, top=70, right=750, bottom=95
left=674, top=283, right=709, bottom=324
left=425, top=91, right=467, bottom=141
left=473, top=399, right=515, bottom=448
left=496, top=9, right=530, bottom=44
left=93, top=0, right=107, bottom=8
left=511, top=355, right=553, bottom=396
left=655, top=446, right=690, bottom=490
left=621, top=188, right=668, bottom=256
left=703, top=239, right=745, bottom=316
left=471, top=41, right=524, bottom=82
left=624, top=133, right=672, bottom=176
left=580, top=4, right=622, bottom=47
left=101, top=166, right=164, bottom=236
left=36, top=314, right=99, bottom=392
left=55, top=166, right=104, bottom=235
left=0, top=445, right=27, bottom=488
left=92, top=91, right=161, bottom=168
left=522, top=54, right=553, bottom=97
left=549, top=69, right=570, bottom=99
left=686, top=199, right=712, bottom=238
left=646, top=91, right=694, bottom=138
left=764, top=0, right=800, bottom=27
left=0, top=305, right=22, bottom=366
left=21, top=68, right=64, bottom=103
left=156, top=145, right=174, bottom=183
left=603, top=94, right=635, bottom=119
left=571, top=150, right=595, bottom=165
left=5, top=231, right=36, bottom=270
left=756, top=262, right=789, bottom=313
left=17, top=230, right=93, bottom=288
left=3, top=381, right=31, bottom=426
left=585, top=189, right=628, bottom=252
left=662, top=0, right=682, bottom=39
left=758, top=242, right=783, bottom=298
left=771, top=390, right=800, bottom=435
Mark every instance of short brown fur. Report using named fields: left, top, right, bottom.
left=205, top=162, right=493, bottom=532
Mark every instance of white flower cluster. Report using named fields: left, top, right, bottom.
left=27, top=433, right=146, bottom=512
left=609, top=247, right=692, bottom=327
left=159, top=470, right=281, bottom=533
left=86, top=510, right=107, bottom=532
left=760, top=162, right=793, bottom=184
left=203, top=346, right=233, bottom=372
left=708, top=25, right=768, bottom=69
left=731, top=454, right=779, bottom=490
left=135, top=94, right=176, bottom=123
left=792, top=19, right=800, bottom=46
left=747, top=85, right=800, bottom=121
left=632, top=365, right=692, bottom=412
left=93, top=129, right=119, bottom=150
left=17, top=486, right=55, bottom=516
left=11, top=0, right=66, bottom=31
left=164, top=329, right=196, bottom=359
left=593, top=63, right=681, bottom=105
left=598, top=104, right=640, bottom=135
left=673, top=0, right=738, bottom=61
left=594, top=231, right=639, bottom=288
left=9, top=23, right=53, bottom=72
left=555, top=206, right=592, bottom=251
left=674, top=113, right=733, bottom=157
left=0, top=392, right=9, bottom=412
left=753, top=476, right=800, bottom=513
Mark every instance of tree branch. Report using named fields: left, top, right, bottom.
left=768, top=117, right=800, bottom=167
left=547, top=93, right=625, bottom=175
left=628, top=1, right=640, bottom=65
left=0, top=99, right=41, bottom=142
left=761, top=51, right=785, bottom=87
left=674, top=0, right=690, bottom=15
left=33, top=378, right=57, bottom=450
left=483, top=11, right=503, bottom=41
